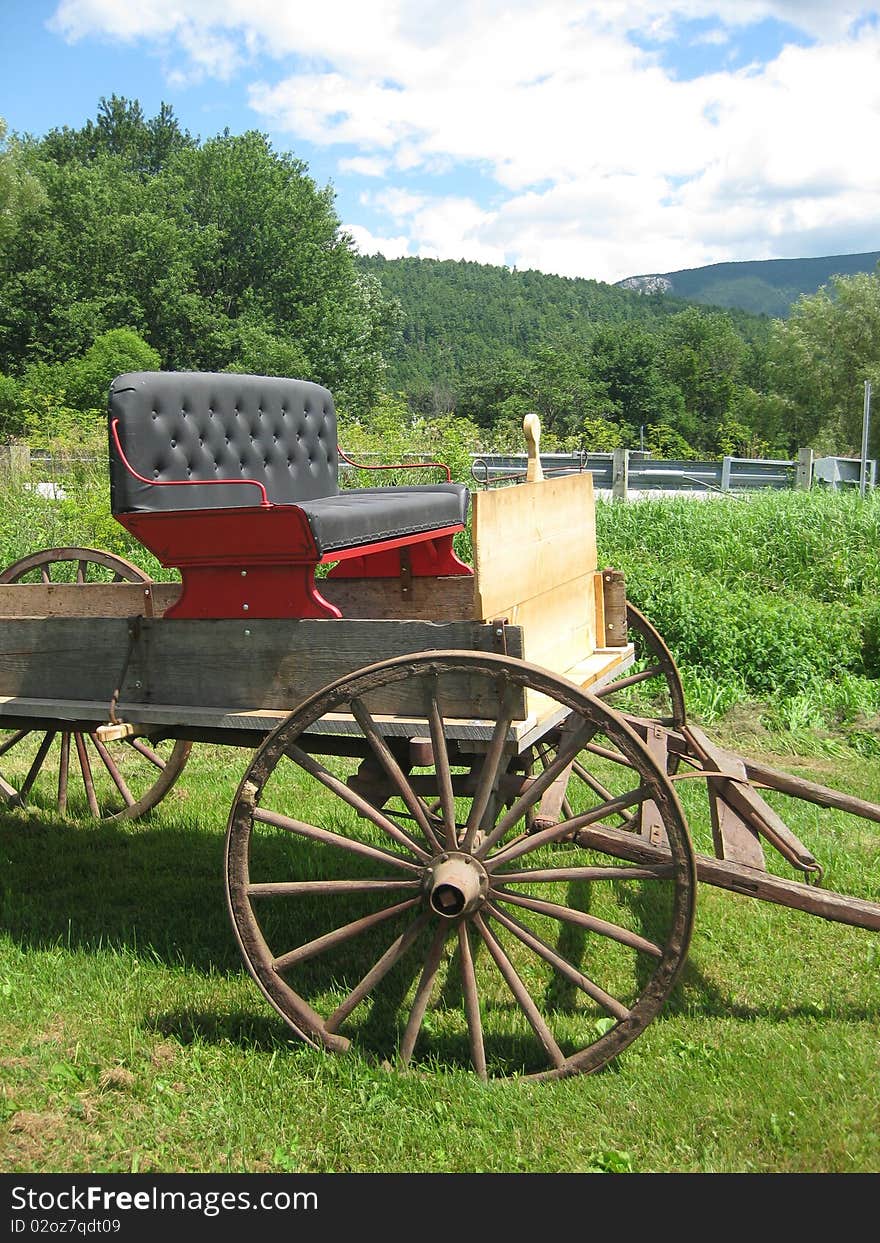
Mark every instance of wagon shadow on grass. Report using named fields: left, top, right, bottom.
left=4, top=806, right=878, bottom=1078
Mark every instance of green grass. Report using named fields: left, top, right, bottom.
left=1, top=737, right=878, bottom=1174
left=597, top=490, right=880, bottom=726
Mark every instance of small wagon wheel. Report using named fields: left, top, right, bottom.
left=538, top=603, right=686, bottom=832
left=226, top=651, right=696, bottom=1080
left=593, top=602, right=687, bottom=732
left=0, top=547, right=190, bottom=820
left=0, top=546, right=151, bottom=584
left=0, top=728, right=192, bottom=821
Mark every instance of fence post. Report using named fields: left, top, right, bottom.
left=795, top=447, right=814, bottom=491
left=720, top=456, right=733, bottom=492
left=612, top=447, right=629, bottom=502
left=0, top=443, right=30, bottom=483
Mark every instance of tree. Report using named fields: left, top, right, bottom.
left=0, top=106, right=398, bottom=417
left=659, top=308, right=748, bottom=447
left=0, top=117, right=45, bottom=243
left=586, top=323, right=685, bottom=439
left=770, top=270, right=880, bottom=456
left=64, top=327, right=160, bottom=410
left=39, top=96, right=196, bottom=175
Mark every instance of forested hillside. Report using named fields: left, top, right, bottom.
left=618, top=251, right=880, bottom=318
left=358, top=253, right=768, bottom=410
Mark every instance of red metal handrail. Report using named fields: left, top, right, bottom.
left=110, top=419, right=271, bottom=508
left=337, top=445, right=452, bottom=483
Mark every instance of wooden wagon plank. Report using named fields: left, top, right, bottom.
left=0, top=617, right=526, bottom=720
left=320, top=576, right=475, bottom=621
left=0, top=645, right=635, bottom=750
left=0, top=578, right=477, bottom=623
left=0, top=582, right=182, bottom=617
left=471, top=474, right=597, bottom=622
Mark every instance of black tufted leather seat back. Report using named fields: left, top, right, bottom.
left=109, top=371, right=339, bottom=513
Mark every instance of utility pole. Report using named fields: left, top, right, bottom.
left=861, top=380, right=872, bottom=498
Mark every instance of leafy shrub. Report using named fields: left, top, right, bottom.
left=597, top=490, right=880, bottom=723
left=64, top=328, right=161, bottom=411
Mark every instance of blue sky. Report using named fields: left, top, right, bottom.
left=2, top=2, right=879, bottom=283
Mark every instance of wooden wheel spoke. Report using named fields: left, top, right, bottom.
left=39, top=566, right=51, bottom=584
left=457, top=922, right=487, bottom=1080
left=492, top=888, right=663, bottom=959
left=583, top=741, right=638, bottom=769
left=572, top=759, right=615, bottom=801
left=73, top=732, right=100, bottom=817
left=594, top=666, right=663, bottom=697
left=284, top=744, right=430, bottom=862
left=486, top=785, right=647, bottom=870
left=325, top=914, right=431, bottom=1034
left=128, top=738, right=166, bottom=769
left=272, top=897, right=419, bottom=973
left=0, top=729, right=31, bottom=758
left=399, top=924, right=449, bottom=1065
left=569, top=758, right=635, bottom=826
left=349, top=697, right=443, bottom=853
left=57, top=732, right=70, bottom=814
left=492, top=863, right=674, bottom=884
left=76, top=559, right=88, bottom=584
left=486, top=902, right=631, bottom=1022
left=252, top=806, right=421, bottom=873
left=473, top=913, right=565, bottom=1070
left=19, top=731, right=56, bottom=801
left=426, top=682, right=457, bottom=849
left=248, top=878, right=420, bottom=898
left=90, top=735, right=135, bottom=807
left=477, top=720, right=596, bottom=856
left=461, top=682, right=520, bottom=852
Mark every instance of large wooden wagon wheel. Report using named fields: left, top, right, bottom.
left=0, top=546, right=191, bottom=820
left=226, top=651, right=696, bottom=1080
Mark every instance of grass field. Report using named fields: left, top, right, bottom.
left=0, top=481, right=878, bottom=1173
left=1, top=725, right=878, bottom=1174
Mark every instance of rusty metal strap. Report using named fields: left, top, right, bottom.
left=109, top=617, right=141, bottom=726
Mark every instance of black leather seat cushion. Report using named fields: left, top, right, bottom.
left=109, top=371, right=338, bottom=512
left=298, top=485, right=470, bottom=555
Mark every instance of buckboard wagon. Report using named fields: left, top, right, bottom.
left=0, top=371, right=878, bottom=1081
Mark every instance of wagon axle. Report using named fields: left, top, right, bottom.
left=423, top=851, right=490, bottom=918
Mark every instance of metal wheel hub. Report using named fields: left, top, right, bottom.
left=423, top=851, right=489, bottom=919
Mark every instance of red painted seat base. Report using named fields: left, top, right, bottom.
left=116, top=505, right=471, bottom=619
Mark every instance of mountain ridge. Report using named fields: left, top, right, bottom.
left=616, top=250, right=880, bottom=317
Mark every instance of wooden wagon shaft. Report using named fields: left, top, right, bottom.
left=573, top=823, right=880, bottom=932
left=634, top=719, right=880, bottom=825
left=623, top=715, right=880, bottom=866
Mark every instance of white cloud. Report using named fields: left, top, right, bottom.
left=47, top=2, right=880, bottom=281
left=344, top=223, right=412, bottom=257
left=338, top=155, right=390, bottom=177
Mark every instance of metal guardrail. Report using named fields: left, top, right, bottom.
left=814, top=455, right=877, bottom=489
left=1, top=443, right=875, bottom=497
left=470, top=449, right=876, bottom=497
left=470, top=452, right=614, bottom=488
